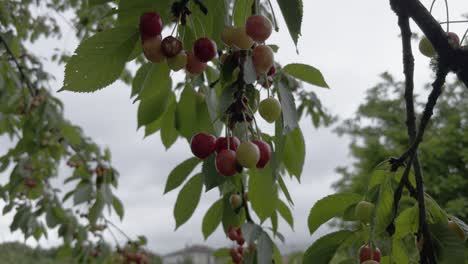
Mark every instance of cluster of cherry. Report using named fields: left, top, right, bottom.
left=227, top=226, right=247, bottom=264
left=419, top=31, right=460, bottom=58
left=190, top=133, right=270, bottom=176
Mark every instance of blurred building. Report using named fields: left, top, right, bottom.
left=161, top=245, right=222, bottom=264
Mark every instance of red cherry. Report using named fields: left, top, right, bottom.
left=252, top=140, right=271, bottom=168
left=190, top=133, right=216, bottom=159
left=193, top=37, right=217, bottom=62
left=246, top=15, right=273, bottom=43
left=139, top=12, right=163, bottom=39
left=215, top=136, right=240, bottom=153
left=161, top=36, right=183, bottom=57
left=236, top=236, right=245, bottom=246
left=448, top=32, right=460, bottom=47
left=267, top=66, right=276, bottom=76
left=185, top=52, right=207, bottom=75
left=230, top=249, right=243, bottom=264
left=359, top=245, right=381, bottom=263
left=24, top=178, right=38, bottom=188
left=227, top=226, right=239, bottom=241
left=237, top=247, right=244, bottom=255
left=216, top=150, right=237, bottom=176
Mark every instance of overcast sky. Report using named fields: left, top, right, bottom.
left=1, top=0, right=467, bottom=256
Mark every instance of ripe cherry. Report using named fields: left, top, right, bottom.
left=252, top=140, right=271, bottom=168
left=24, top=178, right=37, bottom=188
left=231, top=27, right=255, bottom=49
left=167, top=52, right=187, bottom=71
left=229, top=194, right=243, bottom=209
left=236, top=141, right=260, bottom=169
left=252, top=45, right=274, bottom=74
left=161, top=36, right=183, bottom=57
left=139, top=12, right=163, bottom=39
left=185, top=52, right=207, bottom=75
left=447, top=32, right=460, bottom=47
left=246, top=15, right=273, bottom=43
left=227, top=226, right=239, bottom=241
left=237, top=247, right=244, bottom=255
left=142, top=35, right=165, bottom=63
left=190, top=133, right=216, bottom=159
left=193, top=37, right=217, bottom=62
left=355, top=201, right=375, bottom=224
left=216, top=149, right=238, bottom=176
left=215, top=136, right=240, bottom=153
left=236, top=236, right=245, bottom=246
left=419, top=37, right=435, bottom=58
left=267, top=66, right=276, bottom=76
left=359, top=245, right=381, bottom=263
left=259, top=97, right=281, bottom=123
left=448, top=220, right=466, bottom=240
left=230, top=250, right=242, bottom=264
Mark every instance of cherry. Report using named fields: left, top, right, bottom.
left=139, top=12, right=163, bottom=39
left=24, top=178, right=37, bottom=188
left=252, top=45, right=274, bottom=74
left=267, top=65, right=276, bottom=76
left=221, top=26, right=236, bottom=47
left=236, top=236, right=245, bottom=246
left=246, top=15, right=273, bottom=43
left=193, top=37, right=217, bottom=62
left=231, top=27, right=255, bottom=49
left=190, top=133, right=216, bottom=159
left=167, top=52, right=187, bottom=71
left=447, top=32, right=460, bottom=47
left=419, top=37, right=435, bottom=58
left=259, top=97, right=281, bottom=123
left=185, top=52, right=207, bottom=75
left=216, top=149, right=238, bottom=176
left=142, top=35, right=165, bottom=63
left=215, top=136, right=240, bottom=153
left=237, top=247, right=244, bottom=255
left=229, top=193, right=243, bottom=209
left=161, top=36, right=183, bottom=57
left=236, top=141, right=260, bottom=169
left=359, top=245, right=381, bottom=263
left=227, top=226, right=240, bottom=241
left=448, top=220, right=466, bottom=240
left=252, top=140, right=271, bottom=168
left=230, top=250, right=242, bottom=264
left=355, top=201, right=375, bottom=224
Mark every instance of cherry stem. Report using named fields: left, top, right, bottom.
left=443, top=0, right=449, bottom=32
left=241, top=179, right=254, bottom=223
left=429, top=0, right=436, bottom=13
left=188, top=15, right=199, bottom=38
left=266, top=0, right=279, bottom=31
left=460, top=27, right=468, bottom=44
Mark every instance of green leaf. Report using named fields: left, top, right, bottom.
left=391, top=239, right=410, bottom=264
left=61, top=27, right=139, bottom=92
left=202, top=199, right=224, bottom=239
left=60, top=124, right=82, bottom=146
left=202, top=155, right=227, bottom=191
left=283, top=127, right=305, bottom=179
left=73, top=183, right=93, bottom=205
left=160, top=95, right=178, bottom=149
left=176, top=85, right=214, bottom=138
left=131, top=63, right=152, bottom=98
left=233, top=0, right=254, bottom=27
left=307, top=193, right=361, bottom=235
left=277, top=81, right=299, bottom=133
left=117, top=0, right=172, bottom=26
left=430, top=223, right=466, bottom=263
left=374, top=176, right=394, bottom=234
left=277, top=199, right=294, bottom=230
left=112, top=196, right=125, bottom=220
left=303, top=230, right=352, bottom=264
left=283, top=63, right=329, bottom=88
left=89, top=192, right=105, bottom=225
left=137, top=64, right=172, bottom=127
left=257, top=231, right=274, bottom=264
left=89, top=0, right=113, bottom=7
left=276, top=0, right=303, bottom=47
left=278, top=176, right=294, bottom=206
left=174, top=173, right=203, bottom=229
left=394, top=206, right=418, bottom=239
left=249, top=166, right=277, bottom=222
left=164, top=157, right=201, bottom=194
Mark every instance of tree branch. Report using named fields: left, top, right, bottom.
left=241, top=179, right=254, bottom=223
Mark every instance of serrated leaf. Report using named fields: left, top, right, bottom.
left=117, top=0, right=172, bottom=26
left=164, top=157, right=200, bottom=194
left=257, top=231, right=274, bottom=264
left=89, top=192, right=104, bottom=225
left=112, top=196, right=124, bottom=220
left=277, top=81, right=299, bottom=133
left=174, top=173, right=203, bottom=229
left=430, top=223, right=466, bottom=262
left=276, top=0, right=303, bottom=47
left=160, top=95, right=178, bottom=149
left=307, top=193, right=361, bottom=235
left=283, top=63, right=328, bottom=88
left=61, top=27, right=139, bottom=92
left=303, top=230, right=352, bottom=264
left=278, top=176, right=294, bottom=206
left=394, top=206, right=418, bottom=239
left=249, top=166, right=277, bottom=222
left=73, top=183, right=93, bottom=205
left=202, top=199, right=224, bottom=239
left=374, top=176, right=394, bottom=234
left=282, top=127, right=305, bottom=179
left=277, top=199, right=294, bottom=230
left=131, top=63, right=152, bottom=98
